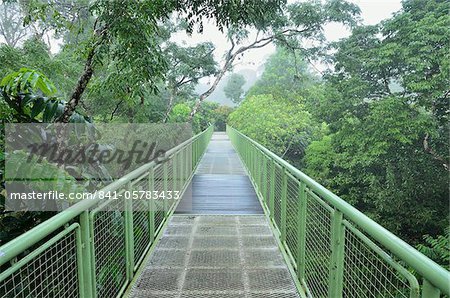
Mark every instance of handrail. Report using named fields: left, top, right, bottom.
left=227, top=125, right=450, bottom=296
left=0, top=125, right=214, bottom=298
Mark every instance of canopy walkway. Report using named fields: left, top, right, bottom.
left=1, top=126, right=449, bottom=298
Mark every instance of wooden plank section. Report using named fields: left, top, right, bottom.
left=176, top=132, right=263, bottom=215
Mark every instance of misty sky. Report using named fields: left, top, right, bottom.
left=173, top=0, right=403, bottom=73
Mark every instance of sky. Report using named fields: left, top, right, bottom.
left=172, top=0, right=403, bottom=74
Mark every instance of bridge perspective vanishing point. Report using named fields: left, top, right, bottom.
left=0, top=126, right=449, bottom=298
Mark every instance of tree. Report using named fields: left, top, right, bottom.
left=247, top=47, right=318, bottom=102
left=228, top=94, right=314, bottom=167
left=189, top=0, right=361, bottom=118
left=303, top=0, right=449, bottom=243
left=227, top=47, right=325, bottom=166
left=0, top=1, right=29, bottom=47
left=168, top=101, right=220, bottom=133
left=214, top=105, right=234, bottom=131
left=162, top=40, right=218, bottom=122
left=224, top=73, right=246, bottom=104
left=417, top=227, right=450, bottom=270
left=23, top=0, right=286, bottom=123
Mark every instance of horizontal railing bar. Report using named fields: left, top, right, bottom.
left=0, top=126, right=211, bottom=267
left=227, top=126, right=450, bottom=294
left=0, top=223, right=80, bottom=281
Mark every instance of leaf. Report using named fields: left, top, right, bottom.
left=30, top=97, right=46, bottom=118
left=21, top=94, right=35, bottom=106
left=42, top=100, right=58, bottom=122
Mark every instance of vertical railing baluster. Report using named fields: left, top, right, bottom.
left=181, top=151, right=184, bottom=190
left=422, top=279, right=441, bottom=298
left=297, top=182, right=307, bottom=281
left=329, top=209, right=345, bottom=298
left=281, top=169, right=287, bottom=243
left=184, top=147, right=189, bottom=183
left=258, top=150, right=262, bottom=191
left=163, top=162, right=168, bottom=218
left=148, top=168, right=155, bottom=242
left=269, top=159, right=275, bottom=220
left=262, top=157, right=268, bottom=202
left=125, top=182, right=134, bottom=282
left=79, top=211, right=94, bottom=298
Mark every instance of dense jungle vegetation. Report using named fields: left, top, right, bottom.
left=0, top=0, right=448, bottom=270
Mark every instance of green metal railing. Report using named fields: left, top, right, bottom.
left=227, top=126, right=450, bottom=298
left=0, top=125, right=213, bottom=298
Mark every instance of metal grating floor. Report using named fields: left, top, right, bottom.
left=129, top=215, right=301, bottom=298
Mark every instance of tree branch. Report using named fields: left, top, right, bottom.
left=57, top=29, right=106, bottom=123
left=110, top=99, right=123, bottom=121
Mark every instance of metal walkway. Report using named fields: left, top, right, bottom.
left=129, top=132, right=301, bottom=297
left=176, top=132, right=263, bottom=214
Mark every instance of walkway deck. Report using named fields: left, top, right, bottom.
left=129, top=132, right=301, bottom=298
left=176, top=132, right=263, bottom=214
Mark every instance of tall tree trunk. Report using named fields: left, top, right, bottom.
left=57, top=46, right=96, bottom=123
left=162, top=91, right=176, bottom=123
left=188, top=66, right=228, bottom=120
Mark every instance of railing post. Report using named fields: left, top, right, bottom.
left=184, top=148, right=189, bottom=182
left=281, top=169, right=287, bottom=243
left=79, top=211, right=94, bottom=298
left=297, top=182, right=307, bottom=281
left=125, top=182, right=134, bottom=282
left=193, top=139, right=197, bottom=166
left=163, top=162, right=168, bottom=217
left=257, top=151, right=262, bottom=191
left=173, top=153, right=178, bottom=192
left=247, top=142, right=251, bottom=166
left=148, top=168, right=155, bottom=242
left=269, top=160, right=275, bottom=220
left=262, top=157, right=268, bottom=202
left=179, top=151, right=185, bottom=187
left=329, top=209, right=345, bottom=298
left=248, top=144, right=255, bottom=180
left=422, top=279, right=441, bottom=298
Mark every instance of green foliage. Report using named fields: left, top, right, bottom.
left=192, top=101, right=220, bottom=133
left=417, top=228, right=450, bottom=270
left=0, top=39, right=83, bottom=98
left=22, top=0, right=285, bottom=101
left=213, top=105, right=234, bottom=131
left=1, top=151, right=81, bottom=245
left=247, top=48, right=317, bottom=102
left=306, top=97, right=448, bottom=241
left=0, top=68, right=88, bottom=123
left=229, top=48, right=322, bottom=166
left=229, top=94, right=313, bottom=166
left=223, top=73, right=246, bottom=104
left=169, top=103, right=191, bottom=123
left=1, top=68, right=57, bottom=96
left=169, top=101, right=229, bottom=133
left=303, top=0, right=449, bottom=243
left=303, top=134, right=334, bottom=184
